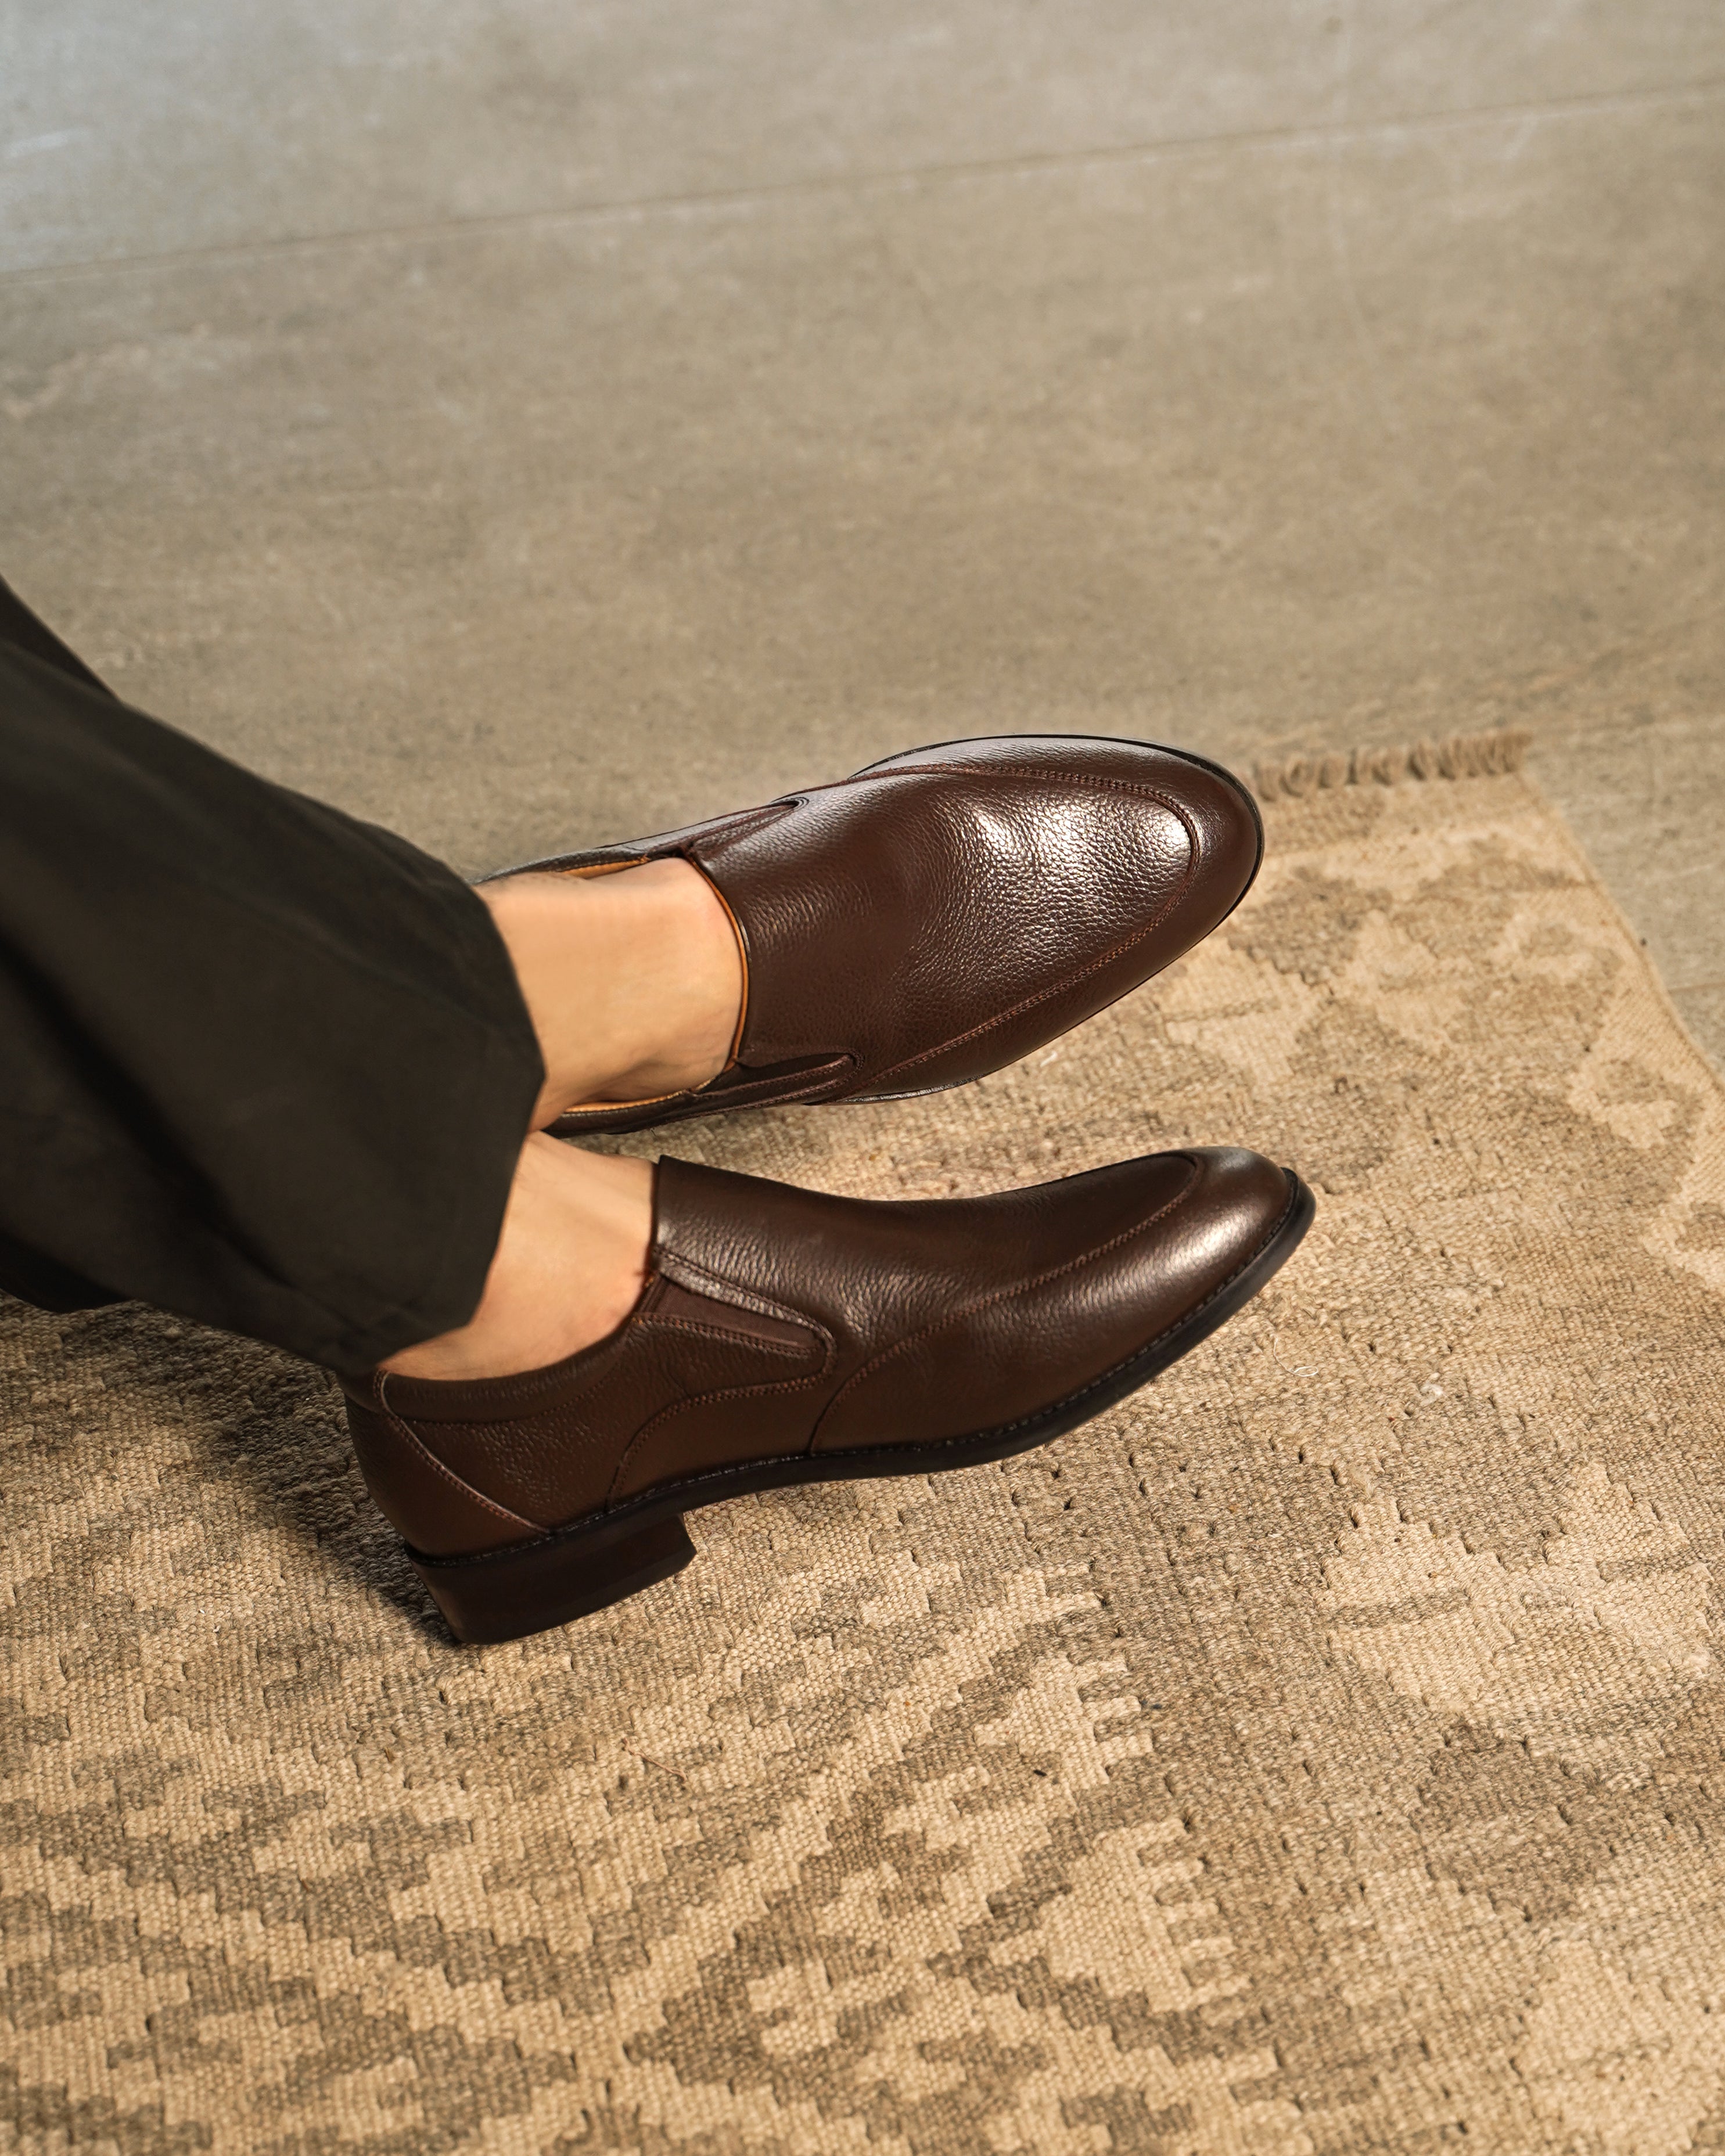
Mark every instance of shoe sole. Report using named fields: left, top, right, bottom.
left=409, top=1169, right=1315, bottom=1644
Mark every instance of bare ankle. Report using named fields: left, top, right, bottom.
left=382, top=1140, right=653, bottom=1381
left=479, top=861, right=742, bottom=1127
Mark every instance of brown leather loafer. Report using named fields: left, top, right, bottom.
left=484, top=736, right=1262, bottom=1134
left=342, top=1146, right=1312, bottom=1643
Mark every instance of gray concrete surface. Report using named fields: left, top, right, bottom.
left=5, top=5, right=1723, bottom=1051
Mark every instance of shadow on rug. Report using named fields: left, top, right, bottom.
left=5, top=747, right=1724, bottom=2153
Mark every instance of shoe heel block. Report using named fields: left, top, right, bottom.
left=409, top=1507, right=696, bottom=1646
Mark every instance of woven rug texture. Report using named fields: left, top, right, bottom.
left=4, top=761, right=1725, bottom=2154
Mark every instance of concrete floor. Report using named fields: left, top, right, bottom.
left=5, top=5, right=1723, bottom=1050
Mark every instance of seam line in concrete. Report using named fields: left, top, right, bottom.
left=4, top=74, right=1722, bottom=291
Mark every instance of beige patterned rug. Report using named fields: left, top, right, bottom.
left=6, top=747, right=1725, bottom=2155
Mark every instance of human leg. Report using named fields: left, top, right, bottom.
left=474, top=868, right=741, bottom=1128
left=380, top=1138, right=653, bottom=1381
left=0, top=577, right=1310, bottom=1645
left=0, top=588, right=541, bottom=1369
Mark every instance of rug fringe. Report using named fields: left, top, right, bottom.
left=1253, top=728, right=1530, bottom=803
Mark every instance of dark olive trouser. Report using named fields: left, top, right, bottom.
left=0, top=577, right=543, bottom=1372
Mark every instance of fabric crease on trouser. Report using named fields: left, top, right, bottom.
left=0, top=576, right=544, bottom=1372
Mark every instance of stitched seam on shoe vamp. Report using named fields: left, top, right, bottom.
left=818, top=1174, right=1300, bottom=1458
left=374, top=1376, right=545, bottom=1534
left=864, top=783, right=1201, bottom=1086
left=655, top=1248, right=840, bottom=1350
left=607, top=1367, right=831, bottom=1507
left=810, top=1157, right=1201, bottom=1444
left=641, top=1313, right=817, bottom=1357
left=605, top=1255, right=838, bottom=1503
left=598, top=1178, right=1300, bottom=1510
left=685, top=761, right=1201, bottom=1086
left=654, top=759, right=1163, bottom=826
left=595, top=758, right=1205, bottom=1092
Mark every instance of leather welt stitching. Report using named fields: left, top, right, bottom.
left=809, top=1158, right=1201, bottom=1444
left=373, top=1376, right=544, bottom=1535
left=867, top=787, right=1201, bottom=1086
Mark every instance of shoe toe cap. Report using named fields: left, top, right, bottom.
left=810, top=1145, right=1301, bottom=1455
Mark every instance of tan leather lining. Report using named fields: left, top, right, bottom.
left=553, top=856, right=651, bottom=880
left=559, top=1082, right=688, bottom=1116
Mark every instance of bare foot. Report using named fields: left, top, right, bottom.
left=382, top=1138, right=652, bottom=1380
left=479, top=859, right=742, bottom=1128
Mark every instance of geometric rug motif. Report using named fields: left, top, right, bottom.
left=4, top=760, right=1725, bottom=2153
